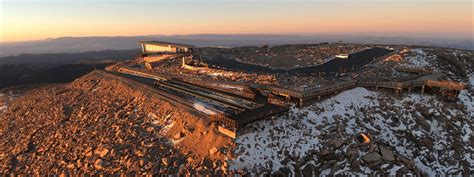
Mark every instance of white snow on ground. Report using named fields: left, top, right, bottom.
left=0, top=93, right=14, bottom=113
left=458, top=74, right=474, bottom=117
left=0, top=94, right=6, bottom=112
left=232, top=87, right=472, bottom=175
left=468, top=74, right=474, bottom=86
left=456, top=73, right=474, bottom=173
left=231, top=88, right=378, bottom=172
left=403, top=48, right=433, bottom=68
left=208, top=72, right=234, bottom=77
left=214, top=84, right=244, bottom=91
left=459, top=90, right=474, bottom=117
left=193, top=102, right=217, bottom=115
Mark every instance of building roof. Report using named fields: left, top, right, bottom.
left=139, top=41, right=194, bottom=48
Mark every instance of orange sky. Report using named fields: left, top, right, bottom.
left=1, top=0, right=473, bottom=42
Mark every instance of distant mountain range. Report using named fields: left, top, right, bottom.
left=0, top=34, right=472, bottom=57
left=0, top=49, right=137, bottom=66
left=0, top=50, right=137, bottom=88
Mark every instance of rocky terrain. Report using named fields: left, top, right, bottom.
left=0, top=47, right=472, bottom=175
left=231, top=86, right=473, bottom=176
left=231, top=48, right=474, bottom=176
left=0, top=71, right=236, bottom=175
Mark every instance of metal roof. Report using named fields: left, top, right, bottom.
left=139, top=41, right=194, bottom=48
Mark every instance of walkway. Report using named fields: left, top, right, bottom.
left=268, top=72, right=466, bottom=105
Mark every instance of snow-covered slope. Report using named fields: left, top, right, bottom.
left=403, top=48, right=434, bottom=68
left=232, top=87, right=473, bottom=176
left=459, top=74, right=474, bottom=118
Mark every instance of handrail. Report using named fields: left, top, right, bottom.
left=425, top=80, right=465, bottom=90
left=268, top=75, right=466, bottom=99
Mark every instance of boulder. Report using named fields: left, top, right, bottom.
left=321, top=160, right=337, bottom=171
left=76, top=159, right=82, bottom=168
left=363, top=152, right=382, bottom=164
left=346, top=147, right=358, bottom=156
left=367, top=160, right=383, bottom=169
left=66, top=163, right=76, bottom=169
left=346, top=147, right=358, bottom=160
left=186, top=156, right=194, bottom=163
left=415, top=117, right=431, bottom=132
left=173, top=132, right=182, bottom=140
left=330, top=139, right=344, bottom=149
left=330, top=163, right=341, bottom=174
left=145, top=126, right=154, bottom=132
left=278, top=167, right=292, bottom=176
left=351, top=160, right=360, bottom=171
left=320, top=149, right=332, bottom=157
left=94, top=159, right=108, bottom=170
left=202, top=158, right=214, bottom=169
left=84, top=147, right=93, bottom=157
left=220, top=164, right=227, bottom=174
left=379, top=145, right=395, bottom=161
left=209, top=147, right=218, bottom=155
left=397, top=155, right=416, bottom=169
left=222, top=161, right=228, bottom=168
left=368, top=144, right=379, bottom=153
left=416, top=105, right=432, bottom=119
left=421, top=138, right=433, bottom=150
left=173, top=158, right=183, bottom=167
left=99, top=148, right=109, bottom=158
left=162, top=158, right=173, bottom=166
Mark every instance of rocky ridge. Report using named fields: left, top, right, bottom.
left=0, top=71, right=236, bottom=175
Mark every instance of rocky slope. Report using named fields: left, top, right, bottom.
left=0, top=47, right=472, bottom=175
left=231, top=48, right=474, bottom=176
left=0, top=71, right=235, bottom=175
left=232, top=86, right=473, bottom=176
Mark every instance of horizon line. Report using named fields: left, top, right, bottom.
left=2, top=32, right=473, bottom=44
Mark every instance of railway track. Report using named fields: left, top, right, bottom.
left=155, top=80, right=246, bottom=111
left=115, top=67, right=259, bottom=109
left=110, top=68, right=261, bottom=116
left=101, top=71, right=209, bottom=119
left=168, top=79, right=259, bottom=109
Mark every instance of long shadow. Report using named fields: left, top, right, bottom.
left=204, top=47, right=393, bottom=75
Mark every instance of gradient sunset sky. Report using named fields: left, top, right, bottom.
left=1, top=0, right=472, bottom=42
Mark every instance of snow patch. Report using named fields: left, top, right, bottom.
left=403, top=48, right=432, bottom=68
left=212, top=84, right=244, bottom=91
left=468, top=74, right=474, bottom=86
left=458, top=90, right=473, bottom=117
left=193, top=102, right=217, bottom=115
left=232, top=87, right=471, bottom=175
left=231, top=87, right=379, bottom=172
